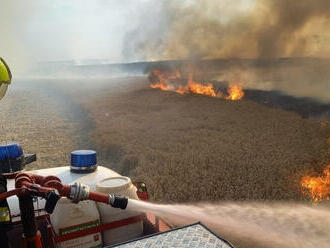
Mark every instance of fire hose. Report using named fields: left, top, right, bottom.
left=0, top=173, right=128, bottom=210
left=0, top=172, right=128, bottom=248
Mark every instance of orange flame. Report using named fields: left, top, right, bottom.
left=150, top=83, right=168, bottom=91
left=149, top=69, right=180, bottom=91
left=301, top=165, right=330, bottom=202
left=174, top=82, right=217, bottom=97
left=226, top=85, right=245, bottom=100
left=149, top=69, right=244, bottom=100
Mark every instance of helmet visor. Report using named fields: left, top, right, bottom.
left=0, top=58, right=12, bottom=84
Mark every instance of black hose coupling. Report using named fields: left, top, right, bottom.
left=45, top=191, right=61, bottom=214
left=108, top=194, right=128, bottom=209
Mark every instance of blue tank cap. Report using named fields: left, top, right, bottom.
left=71, top=150, right=97, bottom=168
left=0, top=142, right=23, bottom=161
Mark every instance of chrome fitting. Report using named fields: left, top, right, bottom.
left=69, top=182, right=90, bottom=202
left=108, top=193, right=115, bottom=206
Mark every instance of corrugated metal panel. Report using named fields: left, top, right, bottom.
left=110, top=222, right=234, bottom=248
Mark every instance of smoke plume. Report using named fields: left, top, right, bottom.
left=126, top=0, right=330, bottom=60
left=124, top=0, right=330, bottom=103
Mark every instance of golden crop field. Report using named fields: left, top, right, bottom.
left=79, top=77, right=330, bottom=202
left=0, top=84, right=78, bottom=169
left=1, top=77, right=329, bottom=203
left=1, top=76, right=329, bottom=248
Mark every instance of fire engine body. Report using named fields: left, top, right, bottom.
left=0, top=143, right=234, bottom=248
left=0, top=58, right=233, bottom=248
left=4, top=166, right=169, bottom=247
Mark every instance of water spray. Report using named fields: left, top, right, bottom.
left=126, top=199, right=330, bottom=248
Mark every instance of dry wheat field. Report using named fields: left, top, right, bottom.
left=1, top=76, right=329, bottom=203
left=0, top=82, right=78, bottom=169
left=78, top=77, right=329, bottom=202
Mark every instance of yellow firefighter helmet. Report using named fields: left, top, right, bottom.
left=0, top=58, right=12, bottom=101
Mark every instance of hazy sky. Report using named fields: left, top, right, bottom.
left=0, top=0, right=257, bottom=66
left=1, top=0, right=147, bottom=64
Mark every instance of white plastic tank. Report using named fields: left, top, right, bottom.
left=96, top=176, right=143, bottom=245
left=7, top=155, right=120, bottom=216
left=50, top=198, right=102, bottom=248
left=50, top=150, right=104, bottom=248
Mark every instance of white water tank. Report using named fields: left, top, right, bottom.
left=50, top=150, right=103, bottom=248
left=96, top=176, right=143, bottom=245
left=50, top=198, right=102, bottom=248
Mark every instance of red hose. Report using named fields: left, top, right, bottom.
left=0, top=188, right=25, bottom=201
left=88, top=191, right=109, bottom=204
left=44, top=180, right=71, bottom=197
left=4, top=172, right=115, bottom=248
left=6, top=173, right=111, bottom=205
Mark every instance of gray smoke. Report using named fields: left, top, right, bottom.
left=124, top=0, right=330, bottom=102
left=125, top=0, right=330, bottom=60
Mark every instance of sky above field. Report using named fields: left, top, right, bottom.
left=1, top=0, right=256, bottom=64
left=1, top=0, right=330, bottom=69
left=1, top=0, right=146, bottom=63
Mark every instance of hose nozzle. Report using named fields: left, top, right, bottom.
left=109, top=194, right=128, bottom=209
left=67, top=182, right=127, bottom=209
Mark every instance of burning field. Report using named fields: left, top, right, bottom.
left=148, top=68, right=244, bottom=100
left=0, top=58, right=329, bottom=206
left=75, top=71, right=329, bottom=203
left=2, top=1, right=330, bottom=248
left=1, top=60, right=329, bottom=204
left=144, top=65, right=330, bottom=202
left=301, top=164, right=330, bottom=202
